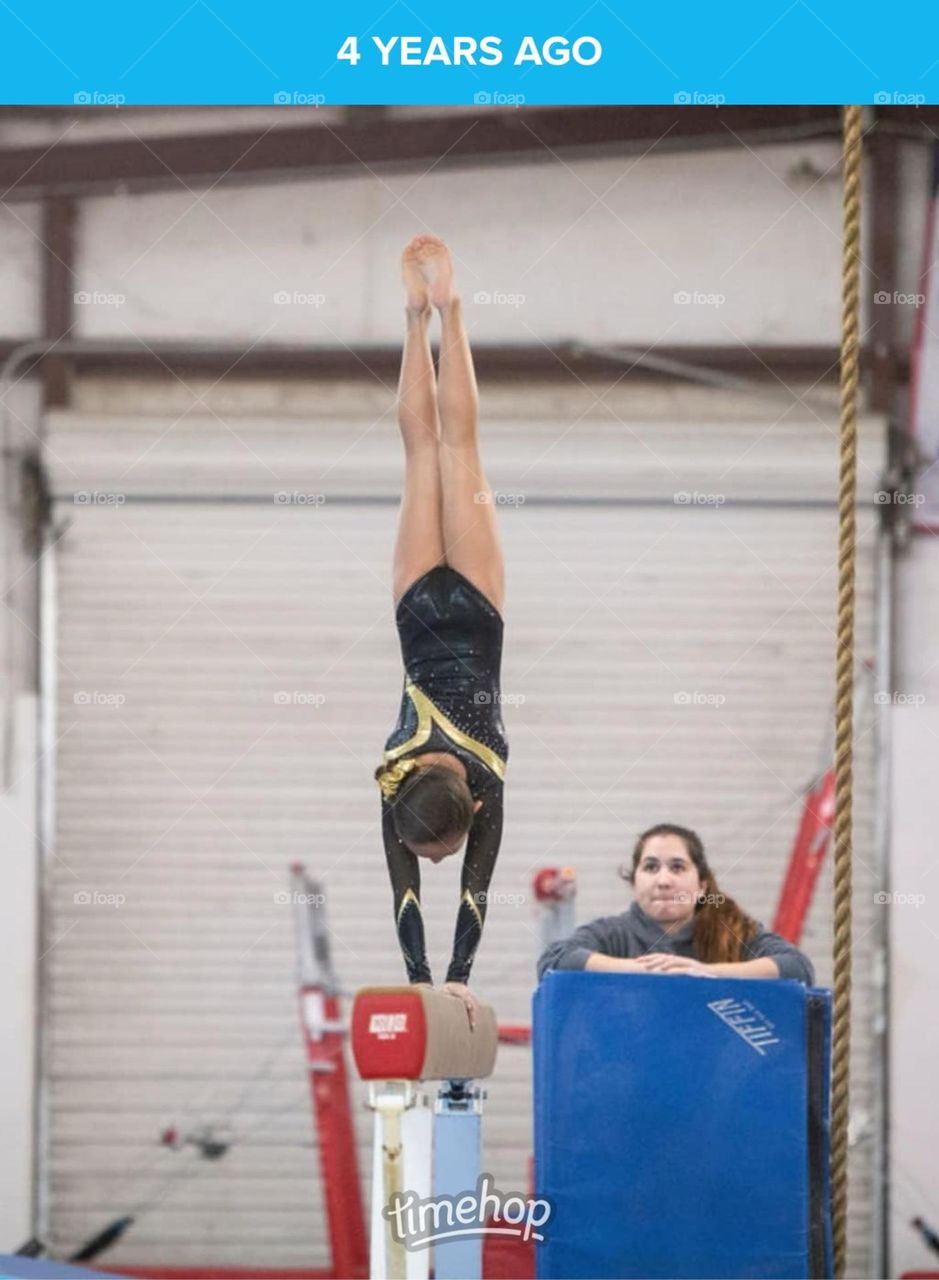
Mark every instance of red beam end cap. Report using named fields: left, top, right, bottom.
left=351, top=986, right=497, bottom=1081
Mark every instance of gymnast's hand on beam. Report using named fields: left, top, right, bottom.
left=635, top=953, right=716, bottom=977
left=440, top=981, right=480, bottom=1029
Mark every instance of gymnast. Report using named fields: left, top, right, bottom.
left=375, top=235, right=508, bottom=1027
left=537, top=823, right=815, bottom=983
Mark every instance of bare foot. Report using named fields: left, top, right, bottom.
left=404, top=233, right=457, bottom=312
left=401, top=235, right=432, bottom=314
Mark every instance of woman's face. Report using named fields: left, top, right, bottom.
left=631, top=833, right=704, bottom=926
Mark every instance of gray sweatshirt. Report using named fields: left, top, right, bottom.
left=537, top=900, right=815, bottom=985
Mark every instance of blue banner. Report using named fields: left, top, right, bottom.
left=0, top=0, right=937, bottom=105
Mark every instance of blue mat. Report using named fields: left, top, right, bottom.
left=533, top=973, right=832, bottom=1279
left=0, top=1258, right=125, bottom=1280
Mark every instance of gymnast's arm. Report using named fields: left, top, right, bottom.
left=444, top=778, right=504, bottom=985
left=382, top=800, right=433, bottom=984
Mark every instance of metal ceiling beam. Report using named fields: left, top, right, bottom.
left=40, top=197, right=77, bottom=407
left=0, top=105, right=846, bottom=201
left=0, top=337, right=851, bottom=386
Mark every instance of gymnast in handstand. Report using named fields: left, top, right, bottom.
left=375, top=235, right=507, bottom=1027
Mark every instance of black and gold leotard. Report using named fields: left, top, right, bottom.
left=377, top=564, right=508, bottom=985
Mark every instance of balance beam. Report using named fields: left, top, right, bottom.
left=351, top=986, right=498, bottom=1280
left=351, top=985, right=497, bottom=1082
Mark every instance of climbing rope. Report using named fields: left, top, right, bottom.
left=831, top=102, right=862, bottom=1279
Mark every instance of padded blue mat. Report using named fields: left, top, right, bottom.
left=533, top=972, right=832, bottom=1279
left=0, top=1259, right=125, bottom=1280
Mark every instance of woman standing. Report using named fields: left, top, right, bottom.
left=538, top=823, right=815, bottom=983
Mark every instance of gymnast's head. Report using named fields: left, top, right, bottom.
left=390, top=764, right=480, bottom=862
left=622, top=821, right=758, bottom=960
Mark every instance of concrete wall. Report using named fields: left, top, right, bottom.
left=0, top=363, right=45, bottom=1247
left=889, top=535, right=939, bottom=1278
left=0, top=696, right=39, bottom=1247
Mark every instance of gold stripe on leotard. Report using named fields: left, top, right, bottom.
left=461, top=888, right=483, bottom=929
left=378, top=681, right=507, bottom=794
left=397, top=886, right=421, bottom=925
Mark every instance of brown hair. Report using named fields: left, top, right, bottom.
left=389, top=764, right=475, bottom=850
left=625, top=822, right=759, bottom=964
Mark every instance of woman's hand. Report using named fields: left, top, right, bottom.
left=633, top=952, right=673, bottom=972
left=440, top=981, right=479, bottom=1029
left=634, top=953, right=716, bottom=977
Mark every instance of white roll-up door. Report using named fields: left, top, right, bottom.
left=42, top=402, right=885, bottom=1274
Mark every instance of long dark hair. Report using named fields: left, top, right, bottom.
left=625, top=822, right=758, bottom=964
left=389, top=764, right=475, bottom=850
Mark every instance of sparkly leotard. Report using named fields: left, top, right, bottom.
left=376, top=564, right=508, bottom=985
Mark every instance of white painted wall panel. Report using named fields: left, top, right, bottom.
left=888, top=703, right=939, bottom=1279
left=0, top=698, right=40, bottom=1247
left=888, top=537, right=939, bottom=1277
left=74, top=140, right=847, bottom=347
left=0, top=200, right=43, bottom=339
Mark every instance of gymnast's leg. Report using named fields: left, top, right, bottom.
left=392, top=236, right=446, bottom=605
left=410, top=236, right=505, bottom=613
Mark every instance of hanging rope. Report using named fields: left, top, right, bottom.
left=832, top=102, right=862, bottom=1279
